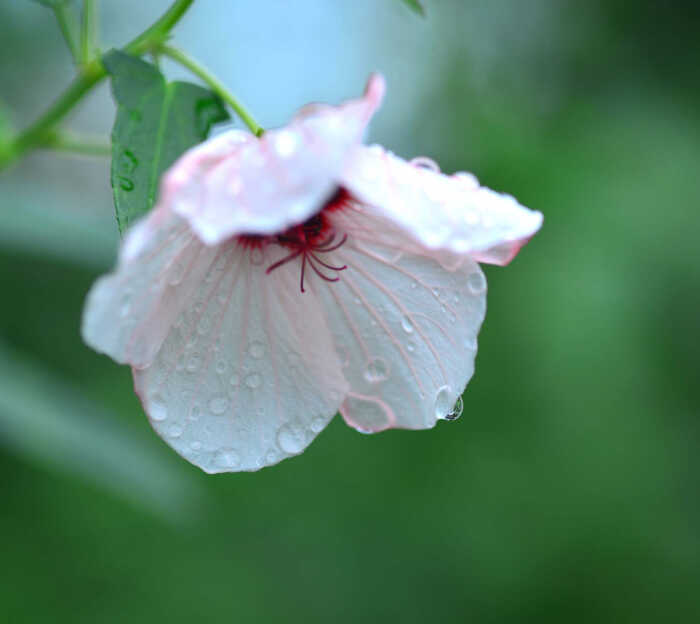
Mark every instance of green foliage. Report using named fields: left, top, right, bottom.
left=104, top=50, right=229, bottom=234
left=30, top=0, right=70, bottom=8
left=401, top=0, right=425, bottom=16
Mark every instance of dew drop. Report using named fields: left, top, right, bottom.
left=407, top=342, right=416, bottom=353
left=149, top=393, right=167, bottom=421
left=245, top=372, right=262, bottom=389
left=191, top=404, right=201, bottom=420
left=190, top=441, right=202, bottom=451
left=249, top=247, right=264, bottom=266
left=277, top=423, right=306, bottom=454
left=411, top=156, right=440, bottom=172
left=354, top=297, right=361, bottom=305
left=208, top=395, right=229, bottom=415
left=401, top=316, right=414, bottom=334
left=215, top=449, right=240, bottom=469
left=265, top=449, right=279, bottom=464
left=229, top=373, right=240, bottom=386
left=168, top=262, right=185, bottom=286
left=119, top=292, right=132, bottom=318
left=168, top=424, right=183, bottom=438
left=186, top=353, right=201, bottom=373
left=467, top=271, right=487, bottom=295
left=118, top=176, right=134, bottom=192
left=364, top=357, right=389, bottom=383
left=445, top=395, right=464, bottom=421
left=311, top=416, right=326, bottom=433
left=248, top=341, right=265, bottom=359
left=434, top=385, right=452, bottom=420
left=215, top=359, right=227, bottom=375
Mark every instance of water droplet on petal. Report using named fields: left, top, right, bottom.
left=434, top=385, right=452, bottom=420
left=190, top=441, right=202, bottom=451
left=311, top=416, right=326, bottom=433
left=248, top=341, right=265, bottom=359
left=216, top=360, right=227, bottom=375
left=119, top=292, right=132, bottom=318
left=168, top=424, right=183, bottom=438
left=467, top=271, right=486, bottom=295
left=229, top=373, right=240, bottom=386
left=277, top=422, right=306, bottom=454
left=168, top=262, right=185, bottom=286
left=444, top=396, right=463, bottom=421
left=401, top=316, right=414, bottom=334
left=364, top=357, right=389, bottom=383
left=407, top=342, right=416, bottom=353
left=149, top=393, right=167, bottom=421
left=215, top=449, right=240, bottom=469
left=249, top=247, right=264, bottom=266
left=186, top=353, right=201, bottom=373
left=410, top=156, right=440, bottom=172
left=245, top=373, right=262, bottom=389
left=208, top=395, right=229, bottom=415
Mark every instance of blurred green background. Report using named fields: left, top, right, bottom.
left=1, top=1, right=699, bottom=622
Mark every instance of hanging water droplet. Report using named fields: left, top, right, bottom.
left=215, top=449, right=240, bottom=469
left=444, top=396, right=463, bottom=421
left=277, top=422, right=306, bottom=454
left=248, top=341, right=265, bottom=359
left=401, top=316, right=414, bottom=334
left=149, top=393, right=167, bottom=421
left=467, top=271, right=486, bottom=295
left=364, top=357, right=389, bottom=383
left=168, top=262, right=185, bottom=286
left=434, top=385, right=452, bottom=420
left=168, top=424, right=183, bottom=438
left=245, top=372, right=262, bottom=388
left=208, top=395, right=229, bottom=415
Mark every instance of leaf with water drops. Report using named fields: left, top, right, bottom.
left=104, top=50, right=229, bottom=234
left=400, top=0, right=425, bottom=16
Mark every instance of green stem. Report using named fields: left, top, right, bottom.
left=80, top=0, right=97, bottom=66
left=0, top=0, right=195, bottom=172
left=159, top=44, right=264, bottom=137
left=53, top=3, right=81, bottom=64
left=43, top=131, right=111, bottom=157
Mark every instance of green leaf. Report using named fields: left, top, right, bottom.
left=103, top=49, right=230, bottom=234
left=401, top=0, right=425, bottom=16
left=31, top=0, right=69, bottom=8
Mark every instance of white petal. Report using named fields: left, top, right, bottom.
left=82, top=207, right=219, bottom=367
left=161, top=75, right=386, bottom=245
left=313, top=208, right=486, bottom=432
left=341, top=145, right=543, bottom=264
left=133, top=243, right=348, bottom=473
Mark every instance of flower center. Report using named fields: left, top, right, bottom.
left=239, top=187, right=351, bottom=293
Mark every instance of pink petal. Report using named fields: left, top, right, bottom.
left=133, top=243, right=348, bottom=473
left=82, top=206, right=219, bottom=368
left=161, top=75, right=386, bottom=246
left=313, top=206, right=486, bottom=432
left=340, top=145, right=543, bottom=265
